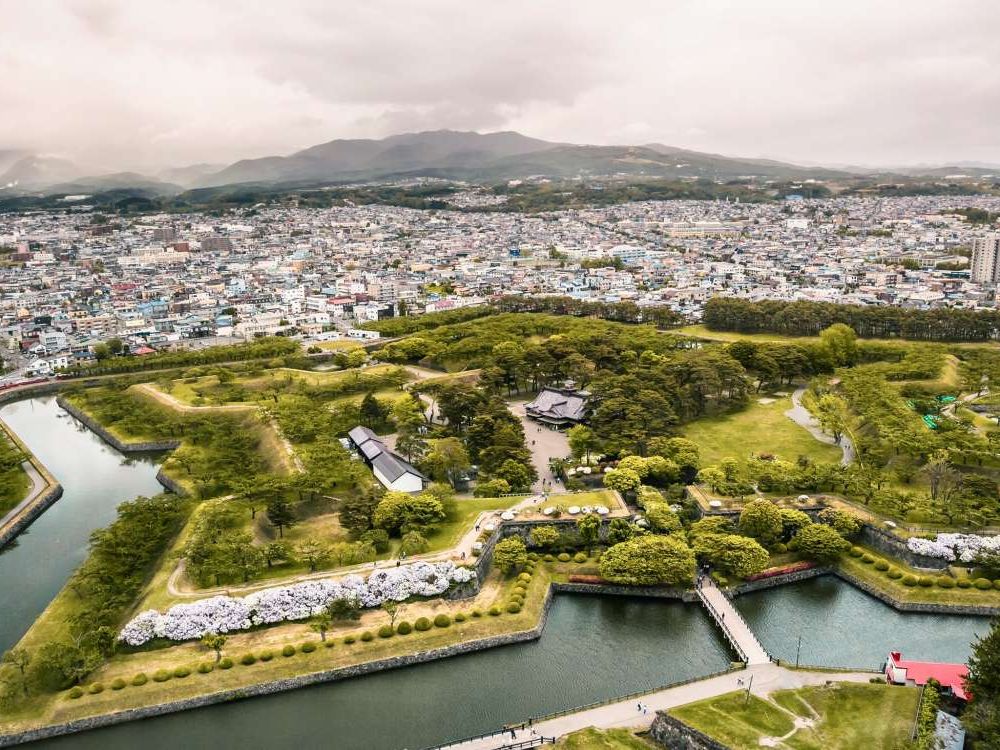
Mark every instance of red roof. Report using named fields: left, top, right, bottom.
left=132, top=346, right=157, bottom=356
left=886, top=651, right=968, bottom=701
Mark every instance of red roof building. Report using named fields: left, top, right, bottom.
left=885, top=651, right=968, bottom=701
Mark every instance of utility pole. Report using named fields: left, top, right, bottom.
left=744, top=673, right=753, bottom=704
left=795, top=634, right=802, bottom=669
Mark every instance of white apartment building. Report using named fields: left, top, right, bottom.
left=971, top=234, right=1000, bottom=284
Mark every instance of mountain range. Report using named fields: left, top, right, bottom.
left=2, top=130, right=996, bottom=196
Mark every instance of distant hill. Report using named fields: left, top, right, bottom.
left=45, top=172, right=181, bottom=196
left=0, top=155, right=83, bottom=189
left=157, top=163, right=227, bottom=187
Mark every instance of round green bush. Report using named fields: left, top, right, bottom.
left=434, top=614, right=452, bottom=628
left=975, top=578, right=993, bottom=590
left=509, top=594, right=525, bottom=606
left=994, top=580, right=1000, bottom=590
left=240, top=653, right=256, bottom=666
left=918, top=577, right=934, bottom=588
left=518, top=572, right=532, bottom=583
left=886, top=568, right=903, bottom=579
left=173, top=666, right=191, bottom=678
left=343, top=636, right=356, bottom=645
left=573, top=552, right=587, bottom=563
left=111, top=678, right=126, bottom=691
left=849, top=546, right=864, bottom=558
left=471, top=609, right=483, bottom=618
left=259, top=650, right=273, bottom=662
left=513, top=585, right=527, bottom=596
left=901, top=575, right=918, bottom=587
left=488, top=606, right=502, bottom=616
left=67, top=687, right=84, bottom=700
left=282, top=644, right=296, bottom=657
left=528, top=552, right=540, bottom=561
left=88, top=682, right=104, bottom=694
left=936, top=577, right=956, bottom=588
left=874, top=561, right=890, bottom=571
left=131, top=673, right=148, bottom=686
left=454, top=612, right=467, bottom=623
left=507, top=602, right=522, bottom=614
left=360, top=631, right=374, bottom=642
left=557, top=553, right=571, bottom=562
left=325, top=640, right=335, bottom=648
left=544, top=554, right=555, bottom=562
left=197, top=662, right=213, bottom=674
left=396, top=621, right=413, bottom=635
left=378, top=625, right=395, bottom=638
left=772, top=543, right=787, bottom=554
left=861, top=554, right=875, bottom=564
left=153, top=669, right=172, bottom=683
left=218, top=657, right=234, bottom=670
left=301, top=641, right=318, bottom=653
left=414, top=617, right=432, bottom=631
left=957, top=578, right=972, bottom=589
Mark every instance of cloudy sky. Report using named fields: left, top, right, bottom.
left=3, top=0, right=1000, bottom=172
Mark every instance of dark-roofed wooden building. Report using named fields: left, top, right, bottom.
left=524, top=383, right=591, bottom=429
left=348, top=425, right=428, bottom=493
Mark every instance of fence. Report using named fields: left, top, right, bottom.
left=697, top=587, right=749, bottom=664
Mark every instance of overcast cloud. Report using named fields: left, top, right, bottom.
left=2, top=0, right=1000, bottom=171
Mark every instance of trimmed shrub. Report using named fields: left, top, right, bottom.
left=240, top=653, right=256, bottom=666
left=131, top=673, right=148, bottom=686
left=874, top=561, right=890, bottom=571
left=901, top=575, right=918, bottom=587
left=88, top=682, right=104, bottom=694
left=772, top=542, right=788, bottom=554
left=509, top=594, right=525, bottom=605
left=259, top=650, right=273, bottom=662
left=507, top=602, right=522, bottom=614
left=488, top=606, right=502, bottom=616
left=518, top=572, right=532, bottom=583
left=528, top=552, right=540, bottom=561
left=301, top=641, right=318, bottom=653
left=454, top=612, right=467, bottom=623
left=434, top=614, right=452, bottom=628
left=861, top=554, right=875, bottom=564
left=975, top=578, right=993, bottom=590
left=111, top=678, right=126, bottom=691
left=282, top=644, right=296, bottom=657
left=197, top=662, right=213, bottom=674
left=360, top=631, right=374, bottom=642
left=218, top=657, right=234, bottom=670
left=325, top=640, right=335, bottom=648
left=887, top=568, right=903, bottom=579
left=544, top=554, right=555, bottom=562
left=513, top=585, right=527, bottom=596
left=67, top=687, right=84, bottom=700
left=397, top=621, right=413, bottom=635
left=471, top=609, right=483, bottom=618
left=918, top=577, right=934, bottom=588
left=378, top=625, right=395, bottom=638
left=173, top=666, right=191, bottom=678
left=414, top=617, right=432, bottom=631
left=957, top=578, right=972, bottom=589
left=849, top=546, right=864, bottom=557
left=936, top=577, right=956, bottom=589
left=557, top=553, right=571, bottom=562
left=573, top=552, right=588, bottom=563
left=343, top=636, right=356, bottom=645
left=994, top=580, right=1000, bottom=590
left=153, top=669, right=172, bottom=682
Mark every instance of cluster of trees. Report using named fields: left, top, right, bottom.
left=965, top=618, right=1000, bottom=746
left=0, top=433, right=26, bottom=514
left=65, top=337, right=301, bottom=376
left=492, top=295, right=685, bottom=329
left=703, top=298, right=1000, bottom=342
left=1, top=496, right=188, bottom=703
left=697, top=456, right=842, bottom=497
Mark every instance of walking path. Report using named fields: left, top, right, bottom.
left=696, top=577, right=771, bottom=665
left=507, top=401, right=569, bottom=493
left=436, top=662, right=878, bottom=750
left=0, top=459, right=46, bottom=529
left=786, top=386, right=855, bottom=466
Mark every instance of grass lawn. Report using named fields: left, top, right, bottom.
left=554, top=727, right=657, bottom=749
left=314, top=340, right=363, bottom=351
left=681, top=394, right=842, bottom=466
left=671, top=683, right=918, bottom=750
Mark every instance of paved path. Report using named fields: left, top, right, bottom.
left=0, top=458, right=47, bottom=529
left=785, top=386, right=855, bottom=466
left=507, top=401, right=569, bottom=493
left=697, top=577, right=771, bottom=665
left=438, top=663, right=878, bottom=750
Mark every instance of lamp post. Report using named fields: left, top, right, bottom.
left=795, top=634, right=802, bottom=669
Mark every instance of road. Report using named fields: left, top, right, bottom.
left=786, top=387, right=855, bottom=466
left=507, top=401, right=569, bottom=493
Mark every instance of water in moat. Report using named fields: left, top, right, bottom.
left=0, top=395, right=991, bottom=749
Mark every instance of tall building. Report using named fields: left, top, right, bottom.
left=971, top=234, right=1000, bottom=283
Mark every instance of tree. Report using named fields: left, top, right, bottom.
left=815, top=394, right=850, bottom=444
left=819, top=323, right=858, bottom=366
left=400, top=530, right=429, bottom=555
left=794, top=523, right=850, bottom=562
left=382, top=601, right=402, bottom=629
left=339, top=489, right=383, bottom=535
left=475, top=478, right=511, bottom=497
left=603, top=468, right=642, bottom=495
left=645, top=503, right=683, bottom=534
left=577, top=513, right=601, bottom=546
left=692, top=533, right=769, bottom=578
left=92, top=342, right=110, bottom=361
left=922, top=450, right=962, bottom=504
left=359, top=392, right=387, bottom=429
left=696, top=467, right=727, bottom=493
left=738, top=499, right=783, bottom=545
left=421, top=438, right=471, bottom=488
left=201, top=633, right=227, bottom=663
left=567, top=425, right=600, bottom=463
left=1, top=649, right=30, bottom=696
left=311, top=612, right=332, bottom=642
left=607, top=518, right=636, bottom=545
left=266, top=496, right=296, bottom=537
left=817, top=508, right=862, bottom=538
left=779, top=508, right=812, bottom=540
left=262, top=541, right=289, bottom=568
left=965, top=618, right=1000, bottom=746
left=599, top=535, right=696, bottom=586
left=493, top=459, right=534, bottom=492
left=529, top=525, right=560, bottom=549
left=493, top=537, right=528, bottom=575
left=297, top=540, right=330, bottom=572
left=372, top=492, right=410, bottom=533
left=327, top=595, right=362, bottom=621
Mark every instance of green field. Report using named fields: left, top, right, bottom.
left=554, top=727, right=656, bottom=749
left=681, top=394, right=842, bottom=466
left=671, top=683, right=919, bottom=750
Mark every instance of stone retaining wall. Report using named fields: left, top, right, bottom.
left=0, top=484, right=63, bottom=549
left=832, top=569, right=1000, bottom=616
left=857, top=525, right=947, bottom=570
left=56, top=396, right=181, bottom=453
left=727, top=566, right=831, bottom=596
left=649, top=712, right=730, bottom=750
left=552, top=581, right=698, bottom=602
left=0, top=589, right=557, bottom=748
